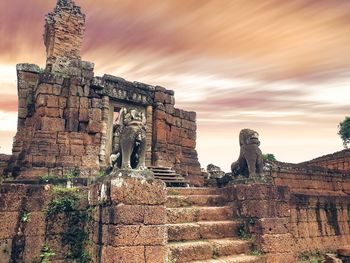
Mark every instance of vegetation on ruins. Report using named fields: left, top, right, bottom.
left=166, top=256, right=177, bottom=263
left=36, top=244, right=56, bottom=263
left=97, top=170, right=108, bottom=178
left=20, top=210, right=31, bottom=223
left=236, top=222, right=252, bottom=240
left=45, top=186, right=91, bottom=262
left=297, top=251, right=325, bottom=263
left=338, top=116, right=350, bottom=148
left=262, top=153, right=276, bottom=161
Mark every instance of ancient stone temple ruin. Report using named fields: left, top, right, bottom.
left=8, top=0, right=201, bottom=184
left=1, top=1, right=350, bottom=263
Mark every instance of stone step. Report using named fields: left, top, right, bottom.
left=167, top=206, right=235, bottom=224
left=210, top=239, right=250, bottom=257
left=168, top=239, right=251, bottom=263
left=155, top=173, right=181, bottom=177
left=167, top=187, right=221, bottom=196
left=148, top=166, right=173, bottom=171
left=166, top=195, right=226, bottom=208
left=156, top=176, right=186, bottom=181
left=167, top=221, right=240, bottom=241
left=189, top=255, right=264, bottom=263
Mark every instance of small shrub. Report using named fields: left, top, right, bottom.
left=250, top=249, right=264, bottom=256
left=64, top=169, right=79, bottom=180
left=236, top=223, right=251, bottom=240
left=97, top=171, right=107, bottom=178
left=20, top=210, right=31, bottom=223
left=40, top=244, right=55, bottom=263
left=167, top=256, right=177, bottom=263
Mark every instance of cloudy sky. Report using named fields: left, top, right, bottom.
left=0, top=0, right=349, bottom=170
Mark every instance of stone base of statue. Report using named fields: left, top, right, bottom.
left=231, top=173, right=271, bottom=185
left=109, top=168, right=154, bottom=180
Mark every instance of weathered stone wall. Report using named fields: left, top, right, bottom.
left=300, top=149, right=350, bottom=172
left=11, top=62, right=100, bottom=179
left=271, top=168, right=350, bottom=194
left=0, top=183, right=90, bottom=262
left=0, top=177, right=168, bottom=263
left=153, top=86, right=202, bottom=185
left=271, top=167, right=350, bottom=254
left=221, top=167, right=350, bottom=263
left=88, top=177, right=168, bottom=263
left=290, top=193, right=350, bottom=253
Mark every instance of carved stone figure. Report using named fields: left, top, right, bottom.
left=110, top=107, right=147, bottom=170
left=206, top=164, right=225, bottom=179
left=231, top=129, right=263, bottom=178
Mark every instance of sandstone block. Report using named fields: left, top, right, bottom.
left=36, top=83, right=53, bottom=95
left=40, top=117, right=65, bottom=132
left=108, top=204, right=166, bottom=225
left=80, top=97, right=89, bottom=108
left=181, top=119, right=196, bottom=131
left=0, top=212, right=19, bottom=239
left=71, top=145, right=85, bottom=156
left=154, top=91, right=166, bottom=103
left=101, top=246, right=145, bottom=263
left=241, top=200, right=277, bottom=218
left=67, top=96, right=79, bottom=108
left=167, top=223, right=201, bottom=242
left=66, top=109, right=79, bottom=131
left=79, top=108, right=89, bottom=122
left=109, top=225, right=167, bottom=246
left=23, top=212, right=46, bottom=237
left=255, top=218, right=289, bottom=235
left=46, top=95, right=59, bottom=108
left=145, top=246, right=167, bottom=263
left=258, top=233, right=295, bottom=253
left=265, top=253, right=296, bottom=263
left=91, top=108, right=102, bottom=122
left=18, top=107, right=28, bottom=118
left=52, top=84, right=62, bottom=95
left=165, top=103, right=175, bottom=114
left=109, top=177, right=166, bottom=205
left=181, top=138, right=196, bottom=148
left=87, top=120, right=102, bottom=134
left=58, top=97, right=67, bottom=109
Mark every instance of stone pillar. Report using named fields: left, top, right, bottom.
left=89, top=177, right=168, bottom=263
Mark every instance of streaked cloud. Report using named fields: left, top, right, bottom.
left=0, top=0, right=349, bottom=169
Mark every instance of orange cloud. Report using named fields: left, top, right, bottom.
left=0, top=0, right=349, bottom=168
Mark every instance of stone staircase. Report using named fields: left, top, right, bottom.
left=149, top=166, right=189, bottom=186
left=166, top=187, right=265, bottom=263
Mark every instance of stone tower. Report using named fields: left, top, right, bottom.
left=44, top=0, right=85, bottom=75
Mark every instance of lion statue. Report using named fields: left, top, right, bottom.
left=109, top=107, right=147, bottom=170
left=231, top=128, right=263, bottom=178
